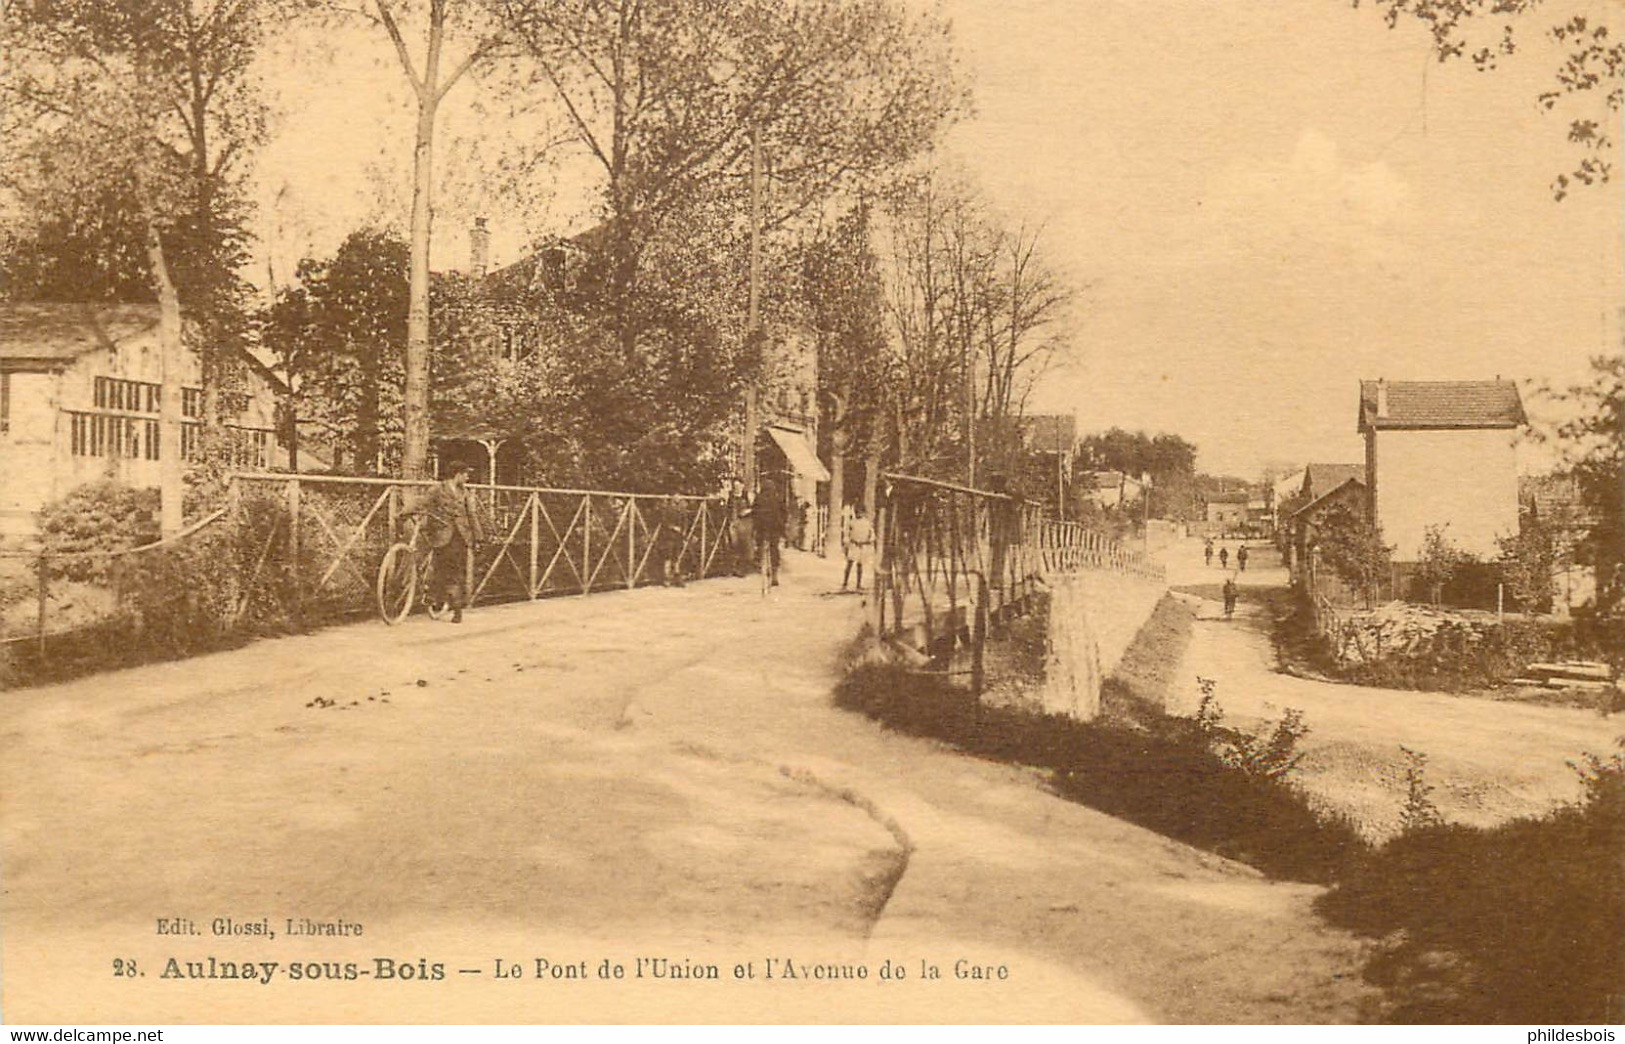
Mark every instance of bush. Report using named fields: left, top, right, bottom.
left=37, top=482, right=160, bottom=582
left=6, top=487, right=307, bottom=686
left=1318, top=740, right=1625, bottom=1022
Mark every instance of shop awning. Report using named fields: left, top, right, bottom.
left=766, top=425, right=830, bottom=482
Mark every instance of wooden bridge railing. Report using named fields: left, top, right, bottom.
left=872, top=473, right=1166, bottom=693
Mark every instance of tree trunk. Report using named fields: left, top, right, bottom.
left=826, top=393, right=847, bottom=559
left=147, top=223, right=185, bottom=537
left=402, top=92, right=437, bottom=479
left=863, top=444, right=881, bottom=521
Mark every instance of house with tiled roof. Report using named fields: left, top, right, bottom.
left=1358, top=378, right=1525, bottom=561
left=0, top=303, right=287, bottom=539
left=1287, top=466, right=1367, bottom=576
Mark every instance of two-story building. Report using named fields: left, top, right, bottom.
left=0, top=302, right=286, bottom=540
left=1358, top=378, right=1525, bottom=562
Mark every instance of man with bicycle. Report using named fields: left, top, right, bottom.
left=751, top=477, right=786, bottom=587
left=414, top=462, right=488, bottom=623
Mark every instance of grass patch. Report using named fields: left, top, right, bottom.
left=834, top=651, right=1367, bottom=885
left=835, top=597, right=1625, bottom=1021
left=1316, top=744, right=1625, bottom=1023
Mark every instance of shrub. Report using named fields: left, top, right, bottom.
left=36, top=482, right=160, bottom=581
left=835, top=658, right=1365, bottom=884
left=1319, top=738, right=1625, bottom=1022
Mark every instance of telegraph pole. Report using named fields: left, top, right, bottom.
left=742, top=123, right=763, bottom=494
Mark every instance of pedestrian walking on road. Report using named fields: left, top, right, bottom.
left=1237, top=545, right=1249, bottom=572
left=842, top=504, right=876, bottom=594
left=751, top=480, right=786, bottom=587
left=1218, top=546, right=1229, bottom=570
left=1223, top=576, right=1238, bottom=620
left=1204, top=538, right=1214, bottom=567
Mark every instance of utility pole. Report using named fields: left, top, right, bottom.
left=965, top=334, right=976, bottom=488
left=742, top=123, right=763, bottom=494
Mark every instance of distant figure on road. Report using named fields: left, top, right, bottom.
left=1223, top=576, right=1238, bottom=619
left=842, top=504, right=876, bottom=594
left=751, top=481, right=786, bottom=587
left=1237, top=545, right=1249, bottom=572
left=1218, top=546, right=1229, bottom=570
left=1204, top=538, right=1214, bottom=567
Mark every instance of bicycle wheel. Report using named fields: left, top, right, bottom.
left=421, top=548, right=448, bottom=620
left=377, top=543, right=417, bottom=625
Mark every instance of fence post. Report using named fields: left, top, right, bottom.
left=873, top=505, right=887, bottom=635
left=528, top=493, right=540, bottom=598
left=387, top=485, right=400, bottom=544
left=700, top=502, right=708, bottom=579
left=971, top=572, right=987, bottom=698
left=627, top=499, right=637, bottom=589
left=287, top=478, right=302, bottom=622
left=35, top=552, right=48, bottom=659
left=581, top=494, right=591, bottom=595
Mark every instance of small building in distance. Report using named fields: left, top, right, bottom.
left=0, top=303, right=288, bottom=540
left=1204, top=491, right=1249, bottom=532
left=1287, top=470, right=1367, bottom=578
left=1078, top=469, right=1144, bottom=510
left=1358, top=378, right=1525, bottom=562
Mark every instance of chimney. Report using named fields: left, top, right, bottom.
left=1376, top=378, right=1389, bottom=419
left=469, top=217, right=490, bottom=278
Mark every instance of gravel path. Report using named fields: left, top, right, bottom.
left=4, top=550, right=1380, bottom=1023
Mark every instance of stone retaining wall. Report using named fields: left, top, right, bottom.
left=1039, top=570, right=1167, bottom=720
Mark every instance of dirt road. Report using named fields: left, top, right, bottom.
left=1163, top=539, right=1622, bottom=836
left=4, top=551, right=1378, bottom=1023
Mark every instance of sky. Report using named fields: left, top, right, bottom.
left=935, top=0, right=1622, bottom=477
left=252, top=0, right=1624, bottom=480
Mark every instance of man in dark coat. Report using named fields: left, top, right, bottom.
left=752, top=480, right=786, bottom=586
left=420, top=462, right=487, bottom=622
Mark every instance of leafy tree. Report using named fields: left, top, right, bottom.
left=1498, top=511, right=1556, bottom=612
left=2, top=0, right=281, bottom=531
left=1314, top=503, right=1394, bottom=607
left=801, top=203, right=888, bottom=528
left=261, top=228, right=409, bottom=473
left=1415, top=522, right=1478, bottom=605
left=1551, top=354, right=1624, bottom=613
left=1355, top=0, right=1622, bottom=198
left=1075, top=428, right=1201, bottom=519
left=487, top=0, right=963, bottom=359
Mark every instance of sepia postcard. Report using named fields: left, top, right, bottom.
left=1, top=0, right=1621, bottom=1028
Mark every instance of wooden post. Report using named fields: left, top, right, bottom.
left=528, top=493, right=540, bottom=598
left=582, top=494, right=591, bottom=595
left=627, top=499, right=637, bottom=589
left=36, top=552, right=48, bottom=658
left=971, top=573, right=989, bottom=697
left=873, top=505, right=887, bottom=635
left=287, top=478, right=302, bottom=620
left=700, top=502, right=708, bottom=579
left=387, top=485, right=400, bottom=543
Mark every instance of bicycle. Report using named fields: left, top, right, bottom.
left=376, top=519, right=451, bottom=626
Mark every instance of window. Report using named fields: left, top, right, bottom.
left=93, top=376, right=163, bottom=414
left=69, top=412, right=143, bottom=458
left=498, top=322, right=537, bottom=362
